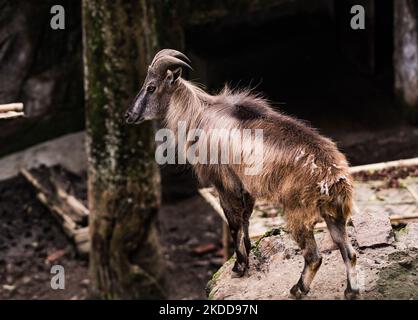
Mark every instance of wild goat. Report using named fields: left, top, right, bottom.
left=125, top=49, right=359, bottom=299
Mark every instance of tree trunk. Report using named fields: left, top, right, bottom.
left=82, top=0, right=165, bottom=299
left=394, top=0, right=418, bottom=122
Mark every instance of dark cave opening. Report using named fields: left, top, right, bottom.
left=184, top=0, right=397, bottom=138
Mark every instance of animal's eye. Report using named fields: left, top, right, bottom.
left=147, top=85, right=156, bottom=93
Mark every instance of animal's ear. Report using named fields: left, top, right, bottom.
left=166, top=67, right=182, bottom=85
left=172, top=67, right=182, bottom=81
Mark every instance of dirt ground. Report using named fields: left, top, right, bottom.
left=160, top=195, right=224, bottom=299
left=0, top=170, right=223, bottom=300
left=0, top=175, right=89, bottom=300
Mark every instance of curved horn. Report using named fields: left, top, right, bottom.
left=150, top=49, right=191, bottom=67
left=152, top=55, right=192, bottom=75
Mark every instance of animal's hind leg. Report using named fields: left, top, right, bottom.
left=289, top=220, right=322, bottom=299
left=323, top=215, right=359, bottom=299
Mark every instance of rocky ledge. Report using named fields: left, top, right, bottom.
left=207, top=221, right=418, bottom=300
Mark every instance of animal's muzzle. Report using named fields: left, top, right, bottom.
left=125, top=111, right=141, bottom=124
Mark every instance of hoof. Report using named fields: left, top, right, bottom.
left=231, top=261, right=247, bottom=278
left=231, top=270, right=245, bottom=278
left=290, top=283, right=309, bottom=300
left=344, top=288, right=360, bottom=300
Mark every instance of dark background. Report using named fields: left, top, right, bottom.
left=1, top=0, right=418, bottom=301
left=1, top=0, right=416, bottom=164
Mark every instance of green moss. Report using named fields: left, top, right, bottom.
left=207, top=289, right=216, bottom=300
left=249, top=228, right=283, bottom=260
left=206, top=257, right=235, bottom=298
left=252, top=228, right=282, bottom=250
left=394, top=226, right=408, bottom=241
left=373, top=251, right=418, bottom=299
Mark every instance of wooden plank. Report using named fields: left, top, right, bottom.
left=55, top=184, right=89, bottom=217
left=21, top=168, right=88, bottom=224
left=36, top=192, right=78, bottom=234
left=199, top=188, right=227, bottom=223
left=390, top=213, right=418, bottom=222
left=0, top=103, right=23, bottom=113
left=73, top=227, right=90, bottom=256
left=350, top=157, right=418, bottom=173
left=0, top=111, right=24, bottom=120
left=406, top=184, right=418, bottom=202
left=20, top=168, right=89, bottom=256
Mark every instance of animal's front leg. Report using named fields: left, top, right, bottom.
left=219, top=190, right=254, bottom=278
left=241, top=191, right=254, bottom=270
left=222, top=207, right=247, bottom=277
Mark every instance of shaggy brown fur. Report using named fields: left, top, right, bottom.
left=126, top=49, right=359, bottom=300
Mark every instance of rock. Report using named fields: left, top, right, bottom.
left=256, top=234, right=286, bottom=259
left=396, top=222, right=418, bottom=251
left=207, top=229, right=418, bottom=300
left=351, top=210, right=394, bottom=248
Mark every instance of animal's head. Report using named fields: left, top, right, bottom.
left=125, top=49, right=192, bottom=124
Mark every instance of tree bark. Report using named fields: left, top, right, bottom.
left=394, top=0, right=418, bottom=122
left=82, top=0, right=165, bottom=299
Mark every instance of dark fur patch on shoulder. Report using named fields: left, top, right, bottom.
left=231, top=103, right=266, bottom=121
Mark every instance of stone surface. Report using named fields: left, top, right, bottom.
left=351, top=210, right=394, bottom=248
left=0, top=132, right=86, bottom=181
left=207, top=229, right=418, bottom=300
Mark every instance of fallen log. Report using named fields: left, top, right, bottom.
left=21, top=168, right=88, bottom=224
left=349, top=157, right=418, bottom=173
left=0, top=111, right=25, bottom=120
left=20, top=168, right=89, bottom=256
left=0, top=103, right=25, bottom=120
left=0, top=103, right=23, bottom=113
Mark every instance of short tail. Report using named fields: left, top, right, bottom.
left=323, top=177, right=354, bottom=220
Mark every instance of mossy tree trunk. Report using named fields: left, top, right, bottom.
left=82, top=0, right=165, bottom=299
left=394, top=0, right=418, bottom=122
